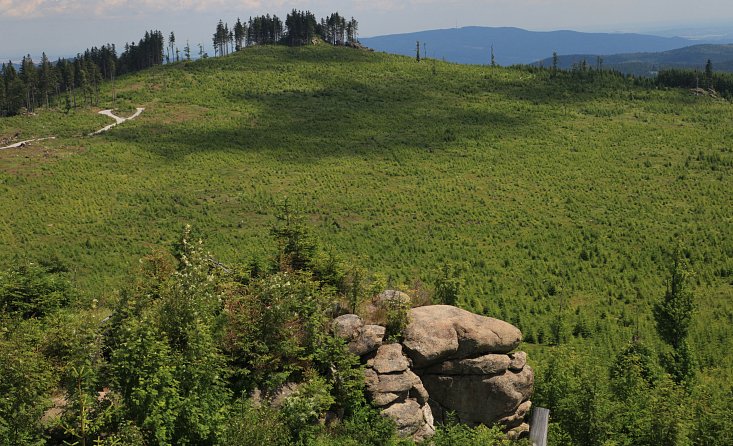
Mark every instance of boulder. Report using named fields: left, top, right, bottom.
left=332, top=314, right=363, bottom=340
left=369, top=344, right=410, bottom=374
left=498, top=400, right=532, bottom=429
left=377, top=290, right=411, bottom=306
left=332, top=314, right=385, bottom=356
left=383, top=400, right=427, bottom=437
left=507, top=423, right=530, bottom=440
left=402, top=305, right=522, bottom=368
left=336, top=303, right=533, bottom=441
left=363, top=341, right=435, bottom=440
left=422, top=366, right=534, bottom=426
left=366, top=369, right=422, bottom=394
left=509, top=351, right=527, bottom=371
left=354, top=325, right=386, bottom=356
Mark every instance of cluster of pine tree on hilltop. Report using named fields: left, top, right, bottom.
left=0, top=10, right=359, bottom=118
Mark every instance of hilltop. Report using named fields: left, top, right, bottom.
left=1, top=44, right=732, bottom=444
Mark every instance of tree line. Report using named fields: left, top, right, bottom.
left=656, top=61, right=733, bottom=98
left=1, top=30, right=164, bottom=117
left=2, top=9, right=361, bottom=118
left=212, top=11, right=359, bottom=51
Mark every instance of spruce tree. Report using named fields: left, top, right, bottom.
left=654, top=245, right=696, bottom=383
left=168, top=31, right=175, bottom=63
left=705, top=59, right=713, bottom=89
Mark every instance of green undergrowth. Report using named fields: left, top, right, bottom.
left=0, top=44, right=732, bottom=443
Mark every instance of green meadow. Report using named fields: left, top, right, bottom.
left=1, top=44, right=732, bottom=442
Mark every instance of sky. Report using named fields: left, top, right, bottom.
left=1, top=0, right=732, bottom=61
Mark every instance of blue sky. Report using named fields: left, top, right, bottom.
left=1, top=0, right=732, bottom=61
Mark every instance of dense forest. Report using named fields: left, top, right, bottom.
left=0, top=31, right=163, bottom=117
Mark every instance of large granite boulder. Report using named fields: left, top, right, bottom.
left=402, top=305, right=522, bottom=368
left=332, top=314, right=385, bottom=356
left=422, top=365, right=534, bottom=426
left=334, top=304, right=532, bottom=442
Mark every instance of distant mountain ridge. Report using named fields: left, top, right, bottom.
left=533, top=44, right=733, bottom=76
left=361, top=26, right=702, bottom=66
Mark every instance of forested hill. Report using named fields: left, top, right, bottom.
left=360, top=26, right=694, bottom=65
left=534, top=44, right=733, bottom=76
left=1, top=43, right=732, bottom=445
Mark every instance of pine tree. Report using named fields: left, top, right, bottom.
left=19, top=55, right=38, bottom=112
left=654, top=245, right=696, bottom=383
left=0, top=66, right=6, bottom=116
left=234, top=18, right=246, bottom=50
left=38, top=53, right=56, bottom=108
left=705, top=59, right=714, bottom=89
left=168, top=32, right=175, bottom=63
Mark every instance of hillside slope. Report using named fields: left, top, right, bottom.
left=1, top=44, right=732, bottom=404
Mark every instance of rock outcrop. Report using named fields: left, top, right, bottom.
left=332, top=314, right=385, bottom=356
left=402, top=305, right=522, bottom=368
left=364, top=344, right=435, bottom=441
left=333, top=304, right=533, bottom=441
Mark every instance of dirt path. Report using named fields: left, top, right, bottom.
left=0, top=137, right=57, bottom=151
left=0, top=107, right=144, bottom=150
left=90, top=108, right=144, bottom=135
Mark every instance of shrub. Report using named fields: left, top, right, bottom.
left=0, top=261, right=73, bottom=319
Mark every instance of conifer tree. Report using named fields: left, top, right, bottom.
left=38, top=53, right=55, bottom=108
left=19, top=55, right=38, bottom=112
left=705, top=59, right=714, bottom=89
left=234, top=18, right=246, bottom=50
left=654, top=246, right=696, bottom=383
left=168, top=32, right=175, bottom=63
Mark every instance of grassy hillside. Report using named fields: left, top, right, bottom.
left=1, top=44, right=732, bottom=392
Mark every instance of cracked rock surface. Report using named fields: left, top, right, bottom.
left=333, top=304, right=533, bottom=441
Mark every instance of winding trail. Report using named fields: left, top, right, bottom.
left=0, top=107, right=144, bottom=150
left=0, top=137, right=56, bottom=151
left=90, top=107, right=145, bottom=135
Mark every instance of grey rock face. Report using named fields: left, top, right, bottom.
left=423, top=366, right=534, bottom=426
left=332, top=314, right=385, bottom=356
left=402, top=305, right=522, bottom=368
left=509, top=351, right=528, bottom=371
left=363, top=343, right=435, bottom=441
left=343, top=303, right=533, bottom=442
left=423, top=353, right=511, bottom=376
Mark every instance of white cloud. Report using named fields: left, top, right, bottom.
left=1, top=0, right=276, bottom=18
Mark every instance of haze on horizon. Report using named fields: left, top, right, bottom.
left=1, top=0, right=732, bottom=61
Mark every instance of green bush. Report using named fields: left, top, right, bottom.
left=429, top=419, right=522, bottom=446
left=0, top=335, right=53, bottom=445
left=222, top=399, right=290, bottom=446
left=0, top=262, right=73, bottom=319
